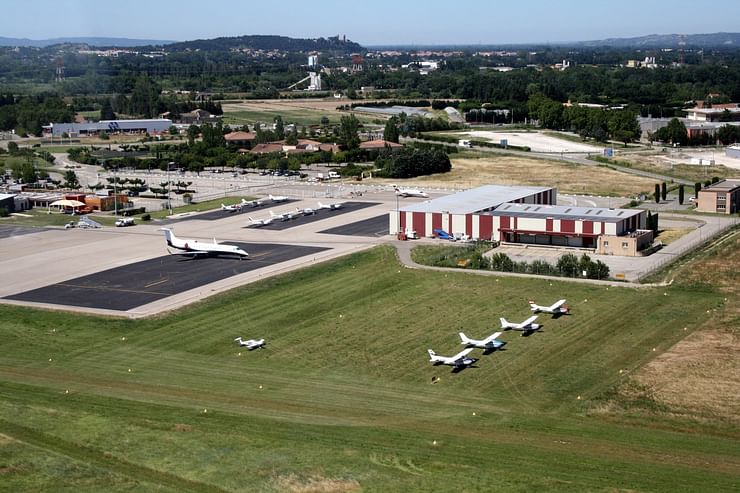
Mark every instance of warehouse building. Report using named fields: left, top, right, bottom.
left=390, top=185, right=648, bottom=252
left=696, top=179, right=740, bottom=214
left=43, top=119, right=173, bottom=137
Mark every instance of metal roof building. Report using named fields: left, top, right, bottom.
left=44, top=119, right=173, bottom=137
left=399, top=185, right=554, bottom=215
left=390, top=184, right=647, bottom=251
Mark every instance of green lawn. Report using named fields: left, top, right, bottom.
left=222, top=108, right=379, bottom=127
left=0, top=246, right=736, bottom=491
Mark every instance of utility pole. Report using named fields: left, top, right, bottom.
left=168, top=161, right=174, bottom=214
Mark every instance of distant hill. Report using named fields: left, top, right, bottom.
left=0, top=36, right=175, bottom=48
left=165, top=34, right=363, bottom=53
left=578, top=32, right=740, bottom=48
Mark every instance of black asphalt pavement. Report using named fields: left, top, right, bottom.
left=247, top=202, right=379, bottom=231
left=319, top=214, right=390, bottom=237
left=0, top=225, right=52, bottom=239
left=160, top=200, right=297, bottom=224
left=6, top=243, right=328, bottom=311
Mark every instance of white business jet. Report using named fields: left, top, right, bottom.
left=500, top=315, right=541, bottom=335
left=318, top=201, right=342, bottom=210
left=247, top=216, right=273, bottom=227
left=268, top=194, right=289, bottom=202
left=241, top=198, right=263, bottom=208
left=234, top=337, right=265, bottom=350
left=270, top=210, right=295, bottom=221
left=528, top=299, right=569, bottom=315
left=458, top=331, right=506, bottom=353
left=160, top=228, right=248, bottom=259
left=427, top=348, right=477, bottom=371
left=394, top=186, right=429, bottom=198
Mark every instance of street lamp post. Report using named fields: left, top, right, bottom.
left=168, top=161, right=174, bottom=215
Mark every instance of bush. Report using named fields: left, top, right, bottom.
left=375, top=148, right=451, bottom=178
left=141, top=213, right=151, bottom=221
left=0, top=207, right=8, bottom=217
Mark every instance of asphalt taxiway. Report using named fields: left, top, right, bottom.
left=8, top=243, right=328, bottom=311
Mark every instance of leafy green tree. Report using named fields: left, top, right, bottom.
left=285, top=128, right=298, bottom=145
left=654, top=184, right=660, bottom=203
left=490, top=253, right=514, bottom=272
left=678, top=184, right=684, bottom=205
left=556, top=253, right=579, bottom=277
left=187, top=124, right=200, bottom=145
left=694, top=182, right=702, bottom=196
left=130, top=75, right=160, bottom=118
left=63, top=170, right=80, bottom=189
left=274, top=116, right=285, bottom=140
left=7, top=141, right=18, bottom=154
left=383, top=116, right=400, bottom=143
left=656, top=118, right=687, bottom=146
left=339, top=115, right=360, bottom=150
left=100, top=98, right=116, bottom=120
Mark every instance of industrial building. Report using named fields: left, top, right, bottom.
left=389, top=185, right=648, bottom=253
left=43, top=119, right=173, bottom=137
left=696, top=179, right=740, bottom=214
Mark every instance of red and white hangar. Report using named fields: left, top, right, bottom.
left=389, top=185, right=652, bottom=254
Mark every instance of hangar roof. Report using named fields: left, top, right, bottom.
left=400, top=185, right=553, bottom=214
left=484, top=203, right=642, bottom=223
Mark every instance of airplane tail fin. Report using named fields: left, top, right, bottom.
left=318, top=201, right=325, bottom=208
left=427, top=349, right=436, bottom=358
left=269, top=210, right=277, bottom=218
left=458, top=332, right=470, bottom=344
left=500, top=317, right=509, bottom=329
left=528, top=300, right=538, bottom=311
left=159, top=228, right=175, bottom=245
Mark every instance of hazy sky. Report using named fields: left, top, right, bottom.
left=6, top=0, right=740, bottom=45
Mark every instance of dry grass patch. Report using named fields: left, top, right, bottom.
left=273, top=474, right=361, bottom=493
left=655, top=228, right=693, bottom=245
left=630, top=324, right=739, bottom=424
left=405, top=157, right=656, bottom=196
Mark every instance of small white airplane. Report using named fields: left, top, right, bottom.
left=459, top=331, right=506, bottom=352
left=529, top=299, right=569, bottom=315
left=241, top=198, right=263, bottom=208
left=318, top=201, right=342, bottom=210
left=269, top=194, right=289, bottom=203
left=234, top=337, right=265, bottom=350
left=221, top=203, right=242, bottom=212
left=270, top=210, right=294, bottom=222
left=301, top=207, right=316, bottom=216
left=427, top=348, right=477, bottom=371
left=247, top=216, right=273, bottom=227
left=160, top=228, right=248, bottom=259
left=500, top=315, right=541, bottom=335
left=394, top=186, right=429, bottom=198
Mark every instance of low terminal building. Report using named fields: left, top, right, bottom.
left=390, top=185, right=649, bottom=254
left=43, top=119, right=173, bottom=137
left=696, top=179, right=740, bottom=214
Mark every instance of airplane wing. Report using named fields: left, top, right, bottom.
left=167, top=248, right=209, bottom=256
left=451, top=347, right=474, bottom=361
left=520, top=315, right=538, bottom=328
left=550, top=299, right=566, bottom=311
left=481, top=331, right=503, bottom=344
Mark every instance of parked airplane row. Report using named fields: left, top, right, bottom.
left=161, top=199, right=345, bottom=257
left=219, top=195, right=290, bottom=213
left=247, top=201, right=342, bottom=227
left=428, top=299, right=569, bottom=372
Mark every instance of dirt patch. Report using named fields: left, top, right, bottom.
left=656, top=228, right=692, bottom=245
left=172, top=423, right=193, bottom=432
left=629, top=326, right=740, bottom=424
left=400, top=157, right=655, bottom=196
left=273, top=474, right=361, bottom=493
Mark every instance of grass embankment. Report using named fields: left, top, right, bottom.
left=593, top=154, right=738, bottom=183
left=406, top=157, right=656, bottom=197
left=0, top=246, right=737, bottom=491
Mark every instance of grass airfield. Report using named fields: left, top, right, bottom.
left=0, top=246, right=738, bottom=492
